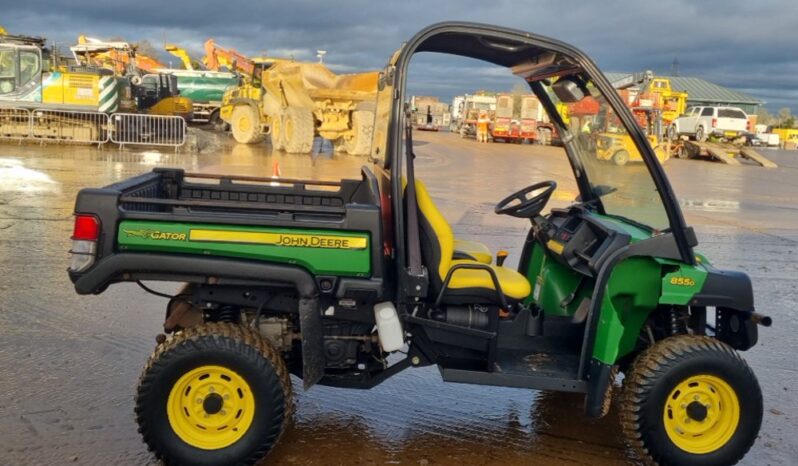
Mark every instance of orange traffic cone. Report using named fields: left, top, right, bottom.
left=270, top=160, right=281, bottom=186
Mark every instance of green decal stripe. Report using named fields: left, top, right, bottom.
left=117, top=220, right=371, bottom=276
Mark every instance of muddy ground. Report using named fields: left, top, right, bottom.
left=0, top=131, right=795, bottom=465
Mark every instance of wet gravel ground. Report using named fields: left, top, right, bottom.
left=0, top=131, right=796, bottom=465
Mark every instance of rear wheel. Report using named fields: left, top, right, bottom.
left=620, top=335, right=762, bottom=466
left=343, top=110, right=374, bottom=155
left=135, top=323, right=293, bottom=466
left=231, top=106, right=264, bottom=144
left=283, top=107, right=314, bottom=154
left=270, top=113, right=285, bottom=151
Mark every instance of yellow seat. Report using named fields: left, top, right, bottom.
left=453, top=239, right=492, bottom=264
left=415, top=179, right=531, bottom=302
left=403, top=178, right=493, bottom=264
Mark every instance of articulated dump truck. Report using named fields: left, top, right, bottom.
left=222, top=60, right=379, bottom=156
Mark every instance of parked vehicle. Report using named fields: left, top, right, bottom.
left=753, top=124, right=780, bottom=148
left=68, top=23, right=767, bottom=466
left=669, top=106, right=749, bottom=142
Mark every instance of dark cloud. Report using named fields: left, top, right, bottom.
left=4, top=0, right=796, bottom=111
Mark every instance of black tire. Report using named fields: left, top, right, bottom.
left=620, top=335, right=762, bottom=466
left=343, top=110, right=374, bottom=156
left=283, top=107, right=314, bottom=154
left=668, top=125, right=678, bottom=141
left=612, top=149, right=630, bottom=166
left=135, top=323, right=293, bottom=466
left=208, top=110, right=227, bottom=132
left=696, top=126, right=706, bottom=142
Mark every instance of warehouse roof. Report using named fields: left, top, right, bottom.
left=604, top=73, right=763, bottom=105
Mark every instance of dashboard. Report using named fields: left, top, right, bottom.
left=537, top=207, right=633, bottom=276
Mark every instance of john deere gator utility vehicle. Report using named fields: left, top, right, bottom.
left=69, top=23, right=768, bottom=466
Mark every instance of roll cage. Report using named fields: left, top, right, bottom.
left=384, top=22, right=696, bottom=304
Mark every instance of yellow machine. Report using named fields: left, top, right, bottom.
left=220, top=58, right=379, bottom=155
left=595, top=108, right=669, bottom=165
left=0, top=34, right=119, bottom=111
left=772, top=128, right=798, bottom=149
left=165, top=44, right=199, bottom=71
left=71, top=37, right=193, bottom=120
left=0, top=32, right=121, bottom=140
left=647, top=78, right=688, bottom=125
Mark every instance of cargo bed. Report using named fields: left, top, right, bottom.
left=70, top=167, right=387, bottom=292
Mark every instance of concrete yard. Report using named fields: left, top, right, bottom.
left=0, top=131, right=796, bottom=465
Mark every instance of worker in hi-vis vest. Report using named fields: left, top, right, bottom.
left=477, top=112, right=490, bottom=143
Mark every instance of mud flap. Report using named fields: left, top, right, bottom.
left=299, top=296, right=325, bottom=389
left=585, top=359, right=614, bottom=418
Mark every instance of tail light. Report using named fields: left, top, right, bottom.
left=712, top=118, right=717, bottom=128
left=746, top=120, right=751, bottom=131
left=69, top=214, right=100, bottom=273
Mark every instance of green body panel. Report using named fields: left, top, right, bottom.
left=524, top=243, right=588, bottom=317
left=521, top=213, right=719, bottom=365
left=169, top=70, right=239, bottom=104
left=657, top=258, right=708, bottom=306
left=591, top=257, right=662, bottom=364
left=117, top=220, right=371, bottom=277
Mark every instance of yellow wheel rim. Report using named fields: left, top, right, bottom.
left=238, top=113, right=251, bottom=132
left=167, top=365, right=255, bottom=450
left=272, top=117, right=281, bottom=140
left=284, top=115, right=294, bottom=141
left=663, top=374, right=740, bottom=454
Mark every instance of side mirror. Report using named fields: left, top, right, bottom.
left=552, top=77, right=585, bottom=103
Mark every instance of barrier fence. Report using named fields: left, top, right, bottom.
left=110, top=113, right=187, bottom=148
left=0, top=106, right=187, bottom=149
left=0, top=107, right=32, bottom=142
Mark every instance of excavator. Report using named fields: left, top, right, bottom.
left=162, top=43, right=239, bottom=127
left=71, top=36, right=192, bottom=120
left=203, top=39, right=255, bottom=75
left=0, top=29, right=121, bottom=141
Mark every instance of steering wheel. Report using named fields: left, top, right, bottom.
left=494, top=180, right=557, bottom=219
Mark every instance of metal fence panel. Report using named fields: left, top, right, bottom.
left=110, top=113, right=187, bottom=148
left=30, top=109, right=109, bottom=144
left=0, top=107, right=32, bottom=141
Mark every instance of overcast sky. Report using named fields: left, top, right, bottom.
left=5, top=0, right=797, bottom=112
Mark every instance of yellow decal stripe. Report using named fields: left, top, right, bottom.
left=546, top=239, right=565, bottom=255
left=189, top=229, right=367, bottom=249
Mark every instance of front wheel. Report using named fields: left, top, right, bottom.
left=668, top=125, right=678, bottom=141
left=620, top=335, right=762, bottom=466
left=612, top=149, right=630, bottom=166
left=135, top=323, right=293, bottom=466
left=230, top=106, right=264, bottom=144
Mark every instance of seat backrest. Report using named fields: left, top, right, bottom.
left=414, top=179, right=453, bottom=291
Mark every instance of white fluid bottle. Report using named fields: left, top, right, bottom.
left=373, top=302, right=404, bottom=352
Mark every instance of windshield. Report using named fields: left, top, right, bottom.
left=544, top=79, right=670, bottom=231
